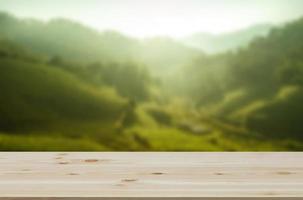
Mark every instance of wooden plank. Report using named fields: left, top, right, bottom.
left=0, top=153, right=302, bottom=199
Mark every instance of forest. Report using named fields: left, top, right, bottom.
left=0, top=12, right=303, bottom=151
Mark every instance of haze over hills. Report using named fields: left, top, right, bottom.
left=182, top=24, right=273, bottom=54
left=0, top=12, right=275, bottom=75
left=0, top=12, right=276, bottom=77
left=1, top=11, right=303, bottom=151
left=0, top=12, right=202, bottom=76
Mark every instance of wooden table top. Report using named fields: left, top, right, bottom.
left=0, top=152, right=302, bottom=199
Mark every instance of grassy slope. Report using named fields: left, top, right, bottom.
left=0, top=57, right=127, bottom=150
left=0, top=132, right=108, bottom=151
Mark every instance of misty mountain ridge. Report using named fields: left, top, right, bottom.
left=0, top=12, right=203, bottom=76
left=0, top=12, right=273, bottom=55
left=0, top=12, right=276, bottom=76
left=182, top=24, right=273, bottom=54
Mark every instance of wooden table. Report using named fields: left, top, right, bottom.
left=0, top=153, right=302, bottom=199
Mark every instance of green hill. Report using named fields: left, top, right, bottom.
left=0, top=40, right=129, bottom=149
left=180, top=17, right=303, bottom=139
left=0, top=58, right=126, bottom=130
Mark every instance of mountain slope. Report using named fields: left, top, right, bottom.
left=0, top=12, right=139, bottom=63
left=180, top=18, right=303, bottom=139
left=0, top=41, right=126, bottom=134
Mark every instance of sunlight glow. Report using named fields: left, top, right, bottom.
left=0, top=0, right=303, bottom=38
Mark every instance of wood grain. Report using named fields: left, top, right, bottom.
left=0, top=153, right=302, bottom=199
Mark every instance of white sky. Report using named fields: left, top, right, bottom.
left=0, top=0, right=303, bottom=38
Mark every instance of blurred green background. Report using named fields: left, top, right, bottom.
left=1, top=1, right=303, bottom=151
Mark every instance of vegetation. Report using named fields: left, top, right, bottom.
left=0, top=12, right=303, bottom=151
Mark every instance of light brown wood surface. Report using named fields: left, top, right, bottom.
left=0, top=153, right=302, bottom=199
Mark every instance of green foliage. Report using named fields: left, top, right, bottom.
left=86, top=62, right=153, bottom=101
left=246, top=86, right=303, bottom=139
left=146, top=107, right=172, bottom=126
